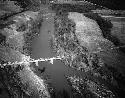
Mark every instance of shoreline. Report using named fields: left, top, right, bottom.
left=0, top=10, right=50, bottom=97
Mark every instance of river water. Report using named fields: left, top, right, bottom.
left=30, top=5, right=125, bottom=97
left=30, top=5, right=85, bottom=95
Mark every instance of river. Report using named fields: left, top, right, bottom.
left=30, top=5, right=85, bottom=95
left=30, top=5, right=125, bottom=97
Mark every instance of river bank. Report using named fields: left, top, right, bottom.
left=0, top=2, right=125, bottom=98
left=0, top=10, right=51, bottom=98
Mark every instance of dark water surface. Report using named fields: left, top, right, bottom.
left=31, top=5, right=125, bottom=97
left=31, top=6, right=85, bottom=94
